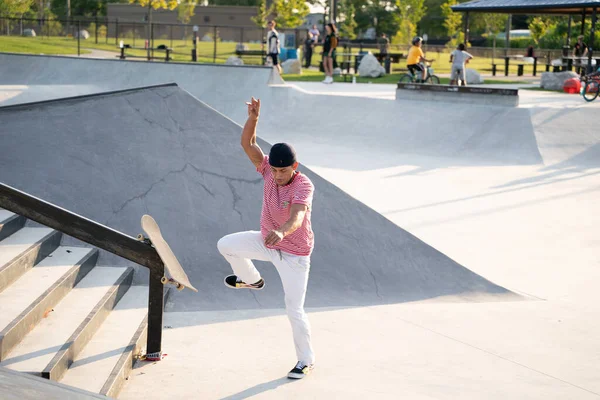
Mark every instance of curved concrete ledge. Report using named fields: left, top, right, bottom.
left=397, top=83, right=519, bottom=107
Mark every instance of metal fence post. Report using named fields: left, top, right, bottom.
left=170, top=24, right=173, bottom=50
left=213, top=25, right=217, bottom=63
left=77, top=20, right=81, bottom=56
left=95, top=15, right=98, bottom=44
left=115, top=17, right=119, bottom=46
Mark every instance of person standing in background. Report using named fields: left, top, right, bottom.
left=379, top=33, right=390, bottom=56
left=449, top=43, right=473, bottom=86
left=267, top=20, right=282, bottom=75
left=309, top=24, right=320, bottom=44
left=322, top=23, right=338, bottom=84
left=304, top=31, right=314, bottom=69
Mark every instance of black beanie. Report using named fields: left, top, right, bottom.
left=269, top=143, right=297, bottom=167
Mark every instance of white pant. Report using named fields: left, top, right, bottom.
left=217, top=231, right=315, bottom=365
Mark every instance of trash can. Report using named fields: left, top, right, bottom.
left=287, top=48, right=298, bottom=59
left=384, top=56, right=391, bottom=74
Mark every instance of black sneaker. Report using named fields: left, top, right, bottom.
left=224, top=275, right=265, bottom=290
left=287, top=361, right=314, bottom=379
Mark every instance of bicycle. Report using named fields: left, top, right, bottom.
left=580, top=71, right=600, bottom=102
left=398, top=62, right=440, bottom=84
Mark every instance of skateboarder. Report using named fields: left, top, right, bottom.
left=217, top=97, right=315, bottom=379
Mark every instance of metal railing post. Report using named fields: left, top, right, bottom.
left=146, top=262, right=165, bottom=357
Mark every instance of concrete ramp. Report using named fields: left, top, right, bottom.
left=0, top=52, right=280, bottom=110
left=257, top=87, right=543, bottom=168
left=4, top=53, right=599, bottom=171
left=0, top=84, right=518, bottom=311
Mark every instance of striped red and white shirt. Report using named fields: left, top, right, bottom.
left=258, top=156, right=314, bottom=256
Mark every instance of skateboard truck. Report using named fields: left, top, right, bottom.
left=161, top=276, right=185, bottom=291
left=137, top=233, right=152, bottom=245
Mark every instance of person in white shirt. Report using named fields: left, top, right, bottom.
left=267, top=20, right=282, bottom=74
left=309, top=25, right=320, bottom=44
left=449, top=43, right=473, bottom=86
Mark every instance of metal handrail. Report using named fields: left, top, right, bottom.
left=0, top=182, right=166, bottom=357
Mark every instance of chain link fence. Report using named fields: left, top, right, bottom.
left=0, top=16, right=313, bottom=65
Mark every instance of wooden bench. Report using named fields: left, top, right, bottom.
left=117, top=45, right=173, bottom=62
left=373, top=53, right=403, bottom=64
left=235, top=50, right=266, bottom=63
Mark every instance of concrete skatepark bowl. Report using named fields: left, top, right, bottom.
left=0, top=52, right=599, bottom=399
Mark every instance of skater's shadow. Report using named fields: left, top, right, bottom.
left=219, top=377, right=294, bottom=400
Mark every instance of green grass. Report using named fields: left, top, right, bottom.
left=0, top=36, right=90, bottom=55
left=0, top=35, right=537, bottom=81
left=0, top=36, right=264, bottom=63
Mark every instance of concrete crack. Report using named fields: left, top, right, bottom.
left=186, top=163, right=263, bottom=185
left=153, top=89, right=176, bottom=100
left=226, top=180, right=243, bottom=221
left=334, top=228, right=383, bottom=300
left=367, top=268, right=382, bottom=300
left=249, top=291, right=262, bottom=308
left=112, top=163, right=214, bottom=215
left=124, top=97, right=179, bottom=137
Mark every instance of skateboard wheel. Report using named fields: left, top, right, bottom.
left=176, top=283, right=184, bottom=291
left=161, top=276, right=168, bottom=284
left=137, top=234, right=144, bottom=241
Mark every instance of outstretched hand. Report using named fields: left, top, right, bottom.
left=246, top=97, right=261, bottom=120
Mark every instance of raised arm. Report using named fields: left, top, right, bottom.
left=241, top=97, right=265, bottom=169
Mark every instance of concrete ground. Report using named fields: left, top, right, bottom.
left=119, top=83, right=600, bottom=400
left=1, top=54, right=598, bottom=399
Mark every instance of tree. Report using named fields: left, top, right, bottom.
left=393, top=18, right=415, bottom=47
left=269, top=0, right=310, bottom=28
left=0, top=0, right=34, bottom=16
left=441, top=0, right=463, bottom=48
left=338, top=0, right=357, bottom=39
left=394, top=0, right=426, bottom=47
left=251, top=0, right=309, bottom=28
left=529, top=16, right=552, bottom=46
left=0, top=0, right=34, bottom=34
left=400, top=0, right=426, bottom=27
left=129, top=0, right=177, bottom=58
left=355, top=0, right=400, bottom=37
left=251, top=0, right=268, bottom=27
left=49, top=0, right=128, bottom=17
left=177, top=0, right=196, bottom=44
left=177, top=0, right=196, bottom=24
left=471, top=13, right=507, bottom=61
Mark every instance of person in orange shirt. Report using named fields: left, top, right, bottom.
left=406, top=36, right=434, bottom=82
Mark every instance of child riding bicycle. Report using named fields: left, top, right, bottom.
left=406, top=36, right=434, bottom=83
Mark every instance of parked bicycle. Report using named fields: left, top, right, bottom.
left=580, top=70, right=600, bottom=102
left=398, top=62, right=440, bottom=84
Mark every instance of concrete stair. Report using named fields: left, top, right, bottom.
left=0, top=209, right=149, bottom=398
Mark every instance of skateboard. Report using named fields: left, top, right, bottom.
left=137, top=214, right=198, bottom=292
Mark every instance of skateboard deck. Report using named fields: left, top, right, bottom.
left=138, top=214, right=198, bottom=292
